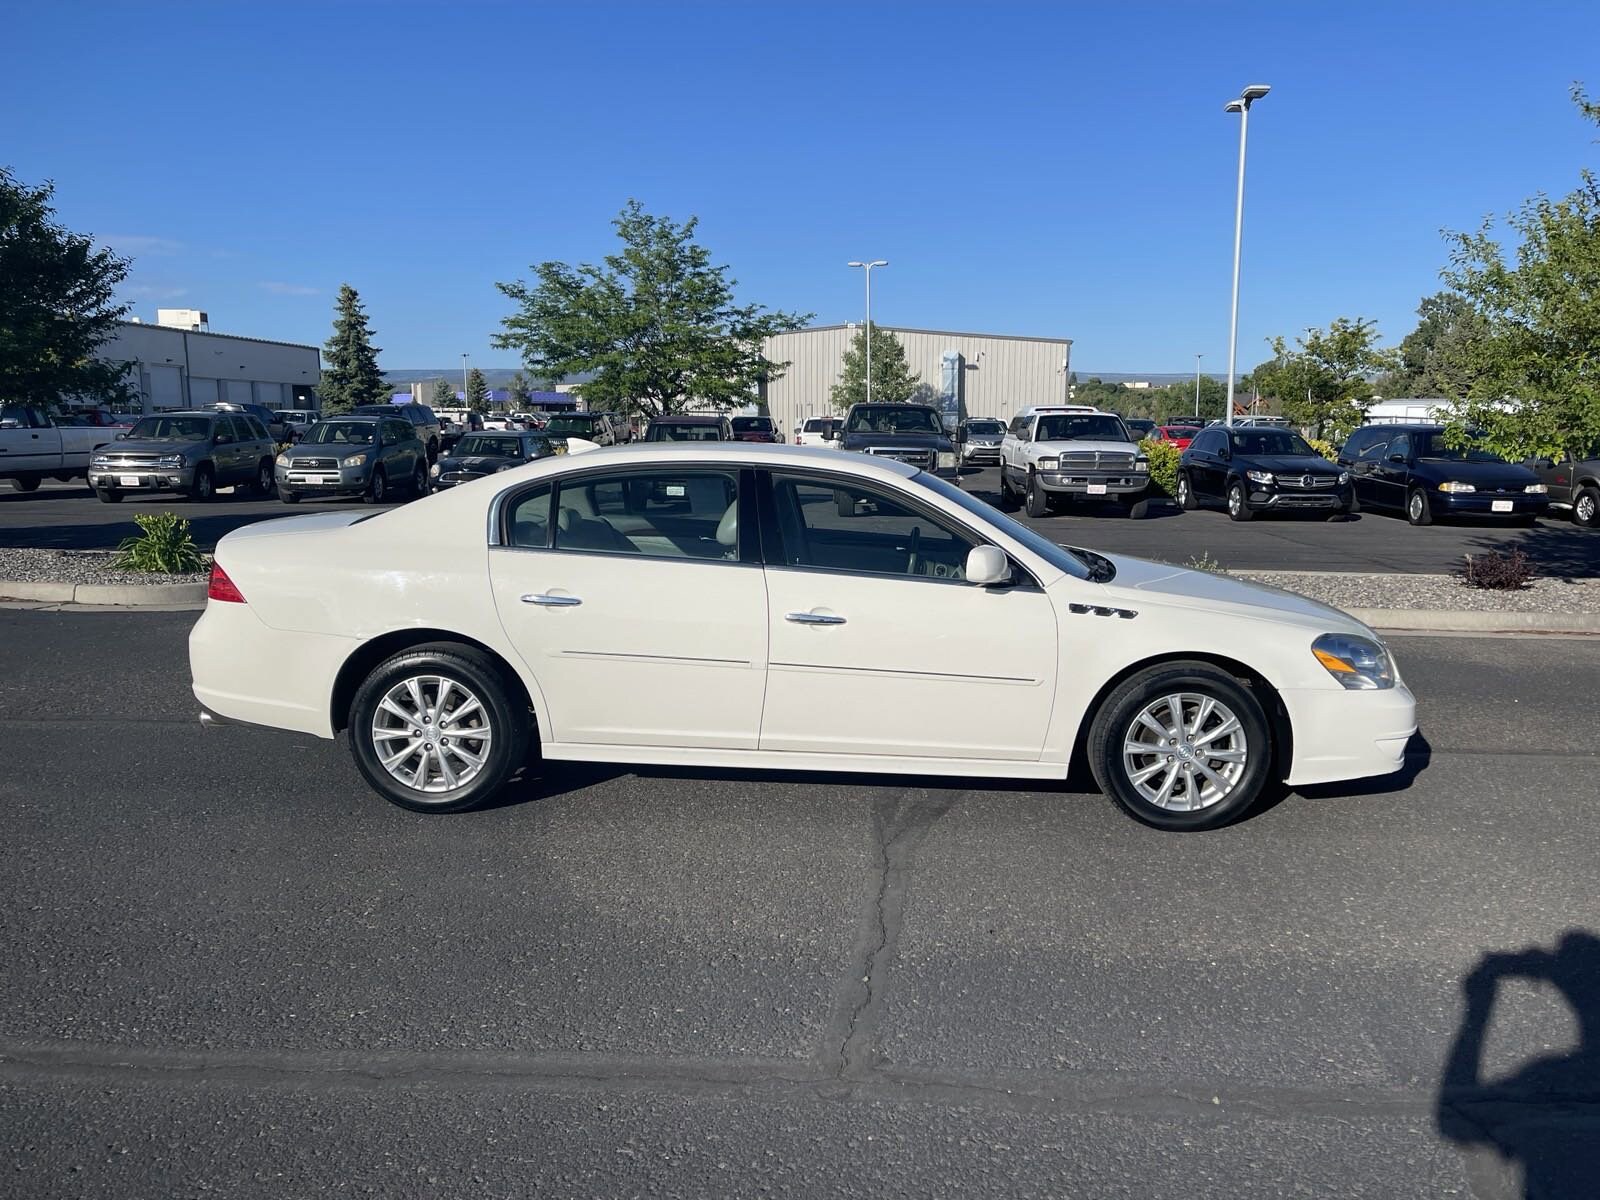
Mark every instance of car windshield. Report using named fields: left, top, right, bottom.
left=651, top=422, right=723, bottom=440
left=352, top=406, right=404, bottom=418
left=802, top=418, right=835, bottom=432
left=731, top=417, right=772, bottom=432
left=543, top=415, right=599, bottom=434
left=909, top=472, right=1094, bottom=581
left=128, top=416, right=213, bottom=440
left=302, top=420, right=377, bottom=445
left=966, top=420, right=1005, bottom=435
left=456, top=434, right=529, bottom=458
left=846, top=406, right=941, bottom=434
left=1035, top=414, right=1129, bottom=441
left=1229, top=429, right=1317, bottom=456
left=1163, top=425, right=1200, bottom=435
left=1417, top=433, right=1508, bottom=464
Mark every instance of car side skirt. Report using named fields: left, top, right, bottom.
left=540, top=742, right=1066, bottom=780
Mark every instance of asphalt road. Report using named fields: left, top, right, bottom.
left=6, top=470, right=1598, bottom=577
left=2, top=610, right=1597, bottom=1197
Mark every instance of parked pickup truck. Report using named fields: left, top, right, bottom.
left=837, top=402, right=959, bottom=477
left=0, top=404, right=118, bottom=492
left=999, top=405, right=1150, bottom=517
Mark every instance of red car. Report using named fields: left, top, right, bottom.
left=1155, top=424, right=1202, bottom=450
left=731, top=415, right=783, bottom=443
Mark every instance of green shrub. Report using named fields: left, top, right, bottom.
left=114, top=511, right=205, bottom=574
left=1306, top=437, right=1338, bottom=461
left=1186, top=550, right=1224, bottom=573
left=1140, top=438, right=1181, bottom=497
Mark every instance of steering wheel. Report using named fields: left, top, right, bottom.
left=905, top=526, right=922, bottom=576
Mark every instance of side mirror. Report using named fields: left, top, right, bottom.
left=966, top=545, right=1011, bottom=587
left=1217, top=446, right=1231, bottom=460
left=954, top=425, right=968, bottom=444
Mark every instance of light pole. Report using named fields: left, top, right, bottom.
left=1194, top=353, right=1203, bottom=420
left=461, top=353, right=470, bottom=407
left=1223, top=84, right=1270, bottom=428
left=847, top=260, right=888, bottom=403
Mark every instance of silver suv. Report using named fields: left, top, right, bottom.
left=276, top=416, right=429, bottom=504
left=89, top=410, right=276, bottom=503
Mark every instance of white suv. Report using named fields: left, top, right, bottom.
left=1000, top=406, right=1149, bottom=517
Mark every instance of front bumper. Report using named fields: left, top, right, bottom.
left=1435, top=492, right=1548, bottom=517
left=276, top=464, right=370, bottom=495
left=89, top=465, right=196, bottom=493
left=1247, top=485, right=1349, bottom=510
left=963, top=443, right=1003, bottom=463
left=1280, top=682, right=1418, bottom=788
left=1037, top=472, right=1148, bottom=496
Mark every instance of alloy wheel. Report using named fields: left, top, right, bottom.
left=1121, top=692, right=1248, bottom=812
left=369, top=675, right=494, bottom=794
left=1577, top=491, right=1598, bottom=526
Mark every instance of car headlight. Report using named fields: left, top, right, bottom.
left=91, top=454, right=112, bottom=465
left=496, top=463, right=514, bottom=472
left=1246, top=469, right=1274, bottom=485
left=1036, top=456, right=1059, bottom=470
left=275, top=453, right=290, bottom=467
left=1525, top=483, right=1548, bottom=494
left=937, top=451, right=957, bottom=469
left=1311, top=633, right=1395, bottom=691
left=1134, top=456, right=1149, bottom=472
left=158, top=454, right=185, bottom=468
left=429, top=462, right=441, bottom=477
left=341, top=453, right=369, bottom=468
left=1438, top=480, right=1475, bottom=493
left=1338, top=471, right=1350, bottom=485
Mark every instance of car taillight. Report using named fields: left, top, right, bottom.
left=208, top=562, right=246, bottom=603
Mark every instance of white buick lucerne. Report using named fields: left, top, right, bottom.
left=190, top=441, right=1417, bottom=831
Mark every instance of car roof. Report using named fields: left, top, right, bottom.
left=545, top=440, right=920, bottom=478
left=156, top=410, right=223, bottom=418
left=1020, top=405, right=1103, bottom=417
left=652, top=414, right=724, bottom=423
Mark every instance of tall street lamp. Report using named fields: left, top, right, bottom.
left=1223, top=83, right=1270, bottom=428
left=461, top=353, right=470, bottom=406
left=1194, top=353, right=1203, bottom=420
left=847, top=260, right=888, bottom=404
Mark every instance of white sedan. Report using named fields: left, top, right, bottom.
left=190, top=442, right=1416, bottom=830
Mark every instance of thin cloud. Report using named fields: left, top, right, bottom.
left=125, top=284, right=189, bottom=300
left=259, top=281, right=320, bottom=296
left=104, top=235, right=184, bottom=256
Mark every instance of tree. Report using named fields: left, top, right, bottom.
left=319, top=283, right=385, bottom=415
left=506, top=370, right=532, bottom=410
left=828, top=324, right=921, bottom=408
left=1254, top=318, right=1395, bottom=440
left=1438, top=85, right=1600, bottom=460
left=431, top=377, right=457, bottom=408
left=494, top=200, right=811, bottom=419
left=1377, top=291, right=1487, bottom=401
left=0, top=167, right=135, bottom=410
left=465, top=366, right=489, bottom=413
left=1153, top=375, right=1227, bottom=424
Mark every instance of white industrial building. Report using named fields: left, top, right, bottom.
left=758, top=324, right=1073, bottom=435
left=85, top=309, right=321, bottom=415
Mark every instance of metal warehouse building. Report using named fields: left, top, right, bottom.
left=758, top=324, right=1072, bottom=436
left=88, top=310, right=321, bottom=415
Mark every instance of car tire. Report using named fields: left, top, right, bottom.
left=1348, top=490, right=1362, bottom=514
left=348, top=642, right=531, bottom=814
left=280, top=491, right=300, bottom=504
left=412, top=463, right=429, bottom=497
left=427, top=438, right=439, bottom=463
left=1325, top=506, right=1349, bottom=521
left=1226, top=481, right=1252, bottom=522
left=1407, top=487, right=1433, bottom=526
left=998, top=468, right=1020, bottom=512
left=96, top=488, right=123, bottom=504
left=1128, top=497, right=1150, bottom=519
left=188, top=465, right=215, bottom=502
left=1025, top=470, right=1050, bottom=517
left=251, top=459, right=275, bottom=498
left=367, top=467, right=387, bottom=505
left=1087, top=660, right=1273, bottom=831
left=11, top=475, right=42, bottom=493
left=1575, top=486, right=1599, bottom=528
left=1175, top=471, right=1196, bottom=511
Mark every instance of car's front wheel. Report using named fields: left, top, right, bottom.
left=1407, top=487, right=1432, bottom=526
left=348, top=643, right=531, bottom=813
left=1087, top=661, right=1272, bottom=831
left=96, top=488, right=123, bottom=504
left=367, top=467, right=387, bottom=504
left=1226, top=481, right=1252, bottom=521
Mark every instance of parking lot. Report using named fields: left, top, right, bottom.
left=2, top=607, right=1597, bottom=1196
left=6, top=468, right=1598, bottom=578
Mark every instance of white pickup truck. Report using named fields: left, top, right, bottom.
left=0, top=404, right=118, bottom=492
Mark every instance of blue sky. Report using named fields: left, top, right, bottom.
left=7, top=1, right=1600, bottom=373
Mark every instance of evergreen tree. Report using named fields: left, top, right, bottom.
left=319, top=283, right=385, bottom=415
left=431, top=377, right=457, bottom=408
left=465, top=367, right=489, bottom=413
left=506, top=370, right=532, bottom=410
left=828, top=325, right=921, bottom=409
left=0, top=167, right=135, bottom=409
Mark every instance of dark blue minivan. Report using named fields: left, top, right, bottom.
left=1337, top=424, right=1549, bottom=525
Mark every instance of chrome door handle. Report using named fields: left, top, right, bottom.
left=785, top=611, right=845, bottom=625
left=522, top=593, right=582, bottom=607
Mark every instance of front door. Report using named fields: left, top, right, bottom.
left=758, top=470, right=1058, bottom=761
left=488, top=466, right=768, bottom=749
left=1372, top=431, right=1412, bottom=510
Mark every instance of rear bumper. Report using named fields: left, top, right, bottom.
left=190, top=599, right=352, bottom=739
left=1280, top=683, right=1418, bottom=788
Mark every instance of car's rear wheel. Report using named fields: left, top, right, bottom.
left=1407, top=487, right=1432, bottom=526
left=1087, top=662, right=1272, bottom=831
left=348, top=644, right=530, bottom=813
left=251, top=460, right=275, bottom=497
left=1573, top=486, right=1598, bottom=527
left=1175, top=471, right=1196, bottom=510
left=1025, top=469, right=1050, bottom=517
left=1226, top=481, right=1252, bottom=521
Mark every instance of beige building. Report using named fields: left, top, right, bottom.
left=759, top=324, right=1072, bottom=435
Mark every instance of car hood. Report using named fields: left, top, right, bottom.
left=443, top=454, right=517, bottom=473
left=101, top=437, right=210, bottom=455
left=1414, top=458, right=1539, bottom=485
left=283, top=443, right=373, bottom=459
left=1089, top=552, right=1370, bottom=636
left=1031, top=439, right=1139, bottom=455
left=842, top=431, right=953, bottom=448
left=1236, top=454, right=1342, bottom=475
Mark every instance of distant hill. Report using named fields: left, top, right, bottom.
left=382, top=368, right=542, bottom=389
left=1074, top=372, right=1226, bottom=385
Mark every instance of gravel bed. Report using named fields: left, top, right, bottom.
left=1236, top=570, right=1600, bottom=614
left=0, top=547, right=210, bottom=588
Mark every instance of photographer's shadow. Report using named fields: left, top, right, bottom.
left=1437, top=931, right=1600, bottom=1198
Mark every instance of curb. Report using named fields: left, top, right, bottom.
left=0, top=580, right=206, bottom=608
left=1347, top=607, right=1600, bottom=634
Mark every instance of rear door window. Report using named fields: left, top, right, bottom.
left=552, top=469, right=740, bottom=561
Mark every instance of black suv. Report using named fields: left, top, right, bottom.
left=1524, top=446, right=1600, bottom=528
left=1178, top=425, right=1349, bottom=521
left=838, top=402, right=957, bottom=477
left=353, top=403, right=442, bottom=461
left=1338, top=424, right=1549, bottom=525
